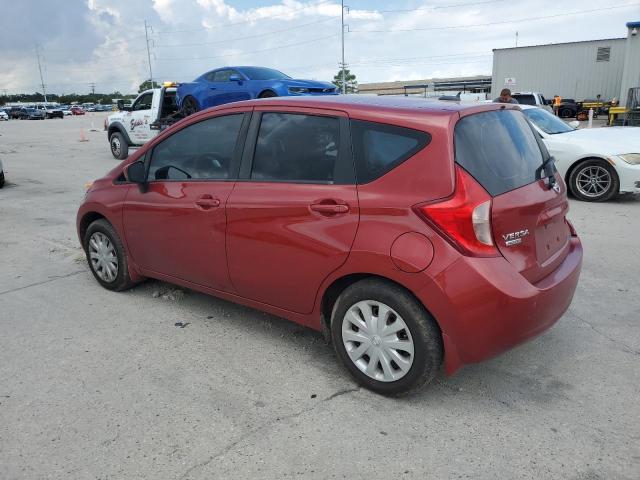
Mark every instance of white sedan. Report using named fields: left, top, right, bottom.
left=521, top=105, right=640, bottom=201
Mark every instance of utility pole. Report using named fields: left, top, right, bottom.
left=35, top=45, right=48, bottom=104
left=341, top=0, right=346, bottom=94
left=89, top=82, right=96, bottom=95
left=515, top=31, right=518, bottom=47
left=144, top=20, right=153, bottom=84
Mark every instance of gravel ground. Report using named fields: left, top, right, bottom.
left=0, top=114, right=638, bottom=480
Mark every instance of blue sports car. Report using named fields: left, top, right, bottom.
left=176, top=66, right=338, bottom=115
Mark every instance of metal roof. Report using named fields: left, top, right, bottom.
left=493, top=37, right=625, bottom=52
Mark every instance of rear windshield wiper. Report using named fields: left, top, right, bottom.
left=537, top=156, right=557, bottom=190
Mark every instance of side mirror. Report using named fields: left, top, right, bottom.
left=117, top=100, right=130, bottom=111
left=229, top=74, right=242, bottom=83
left=569, top=120, right=579, bottom=129
left=126, top=160, right=147, bottom=186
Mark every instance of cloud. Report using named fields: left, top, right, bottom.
left=0, top=0, right=635, bottom=94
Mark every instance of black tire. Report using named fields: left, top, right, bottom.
left=258, top=90, right=278, bottom=98
left=0, top=171, right=5, bottom=188
left=182, top=96, right=200, bottom=116
left=84, top=219, right=135, bottom=291
left=330, top=278, right=443, bottom=396
left=559, top=108, right=573, bottom=118
left=568, top=159, right=619, bottom=202
left=109, top=132, right=129, bottom=160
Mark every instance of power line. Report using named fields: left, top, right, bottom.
left=374, top=0, right=506, bottom=13
left=155, top=16, right=335, bottom=48
left=155, top=0, right=334, bottom=34
left=351, top=3, right=640, bottom=34
left=155, top=33, right=339, bottom=62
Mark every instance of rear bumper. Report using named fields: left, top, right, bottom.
left=419, top=236, right=582, bottom=375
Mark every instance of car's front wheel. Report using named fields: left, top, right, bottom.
left=258, top=90, right=278, bottom=98
left=330, top=279, right=443, bottom=396
left=84, top=219, right=135, bottom=291
left=568, top=159, right=619, bottom=202
left=109, top=132, right=129, bottom=160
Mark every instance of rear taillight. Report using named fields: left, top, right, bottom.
left=414, top=166, right=500, bottom=257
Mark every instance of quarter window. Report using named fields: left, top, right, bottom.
left=350, top=120, right=430, bottom=184
left=251, top=113, right=340, bottom=183
left=148, top=114, right=244, bottom=181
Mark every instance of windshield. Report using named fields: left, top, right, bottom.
left=523, top=108, right=574, bottom=135
left=241, top=67, right=290, bottom=81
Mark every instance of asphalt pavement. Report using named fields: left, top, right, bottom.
left=0, top=114, right=638, bottom=479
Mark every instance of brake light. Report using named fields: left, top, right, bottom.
left=414, top=166, right=500, bottom=257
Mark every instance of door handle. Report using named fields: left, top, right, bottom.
left=209, top=87, right=217, bottom=90
left=309, top=202, right=349, bottom=215
left=195, top=195, right=221, bottom=210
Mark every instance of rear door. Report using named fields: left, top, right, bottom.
left=454, top=109, right=571, bottom=283
left=225, top=107, right=358, bottom=314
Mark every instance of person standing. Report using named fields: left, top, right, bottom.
left=493, top=88, right=519, bottom=104
left=553, top=95, right=562, bottom=116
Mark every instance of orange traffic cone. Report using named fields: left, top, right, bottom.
left=79, top=128, right=88, bottom=142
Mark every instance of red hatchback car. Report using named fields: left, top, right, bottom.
left=77, top=96, right=582, bottom=395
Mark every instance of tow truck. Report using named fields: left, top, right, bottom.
left=105, top=82, right=183, bottom=159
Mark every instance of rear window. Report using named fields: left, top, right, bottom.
left=454, top=110, right=544, bottom=196
left=350, top=120, right=430, bottom=184
left=512, top=94, right=536, bottom=105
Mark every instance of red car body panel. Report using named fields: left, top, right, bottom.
left=77, top=96, right=582, bottom=375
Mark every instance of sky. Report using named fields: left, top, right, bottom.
left=0, top=0, right=638, bottom=94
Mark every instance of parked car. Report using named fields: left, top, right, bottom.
left=59, top=105, right=73, bottom=116
left=177, top=66, right=338, bottom=115
left=70, top=106, right=85, bottom=115
left=0, top=110, right=8, bottom=121
left=8, top=106, right=23, bottom=119
left=77, top=97, right=582, bottom=395
left=43, top=105, right=64, bottom=119
left=511, top=92, right=553, bottom=113
left=0, top=158, right=4, bottom=188
left=18, top=108, right=45, bottom=120
left=521, top=105, right=640, bottom=201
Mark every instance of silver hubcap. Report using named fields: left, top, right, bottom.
left=111, top=137, right=121, bottom=156
left=88, top=232, right=118, bottom=282
left=342, top=300, right=414, bottom=382
left=576, top=166, right=611, bottom=198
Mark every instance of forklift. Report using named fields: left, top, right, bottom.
left=608, top=87, right=640, bottom=126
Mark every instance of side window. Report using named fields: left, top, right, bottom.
left=148, top=114, right=244, bottom=181
left=350, top=120, right=430, bottom=184
left=251, top=113, right=340, bottom=183
left=204, top=71, right=217, bottom=82
left=132, top=93, right=153, bottom=111
left=213, top=69, right=234, bottom=82
left=512, top=94, right=536, bottom=106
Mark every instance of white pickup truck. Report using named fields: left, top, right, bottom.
left=106, top=85, right=183, bottom=159
left=511, top=92, right=553, bottom=112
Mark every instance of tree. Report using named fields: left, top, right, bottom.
left=138, top=79, right=160, bottom=93
left=332, top=69, right=358, bottom=94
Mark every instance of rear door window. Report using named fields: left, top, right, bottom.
left=250, top=113, right=340, bottom=183
left=512, top=94, right=536, bottom=105
left=454, top=109, right=544, bottom=196
left=350, top=120, right=430, bottom=183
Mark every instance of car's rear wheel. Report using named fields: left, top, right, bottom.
left=569, top=159, right=619, bottom=202
left=182, top=96, right=200, bottom=116
left=109, top=132, right=129, bottom=160
left=330, top=279, right=443, bottom=396
left=258, top=90, right=278, bottom=98
left=84, top=219, right=135, bottom=291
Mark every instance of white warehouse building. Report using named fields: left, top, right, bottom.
left=491, top=20, right=640, bottom=105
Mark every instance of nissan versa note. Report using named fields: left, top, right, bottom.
left=77, top=96, right=582, bottom=395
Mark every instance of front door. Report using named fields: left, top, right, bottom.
left=126, top=91, right=154, bottom=145
left=123, top=112, right=248, bottom=291
left=226, top=109, right=359, bottom=314
left=205, top=69, right=252, bottom=108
